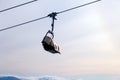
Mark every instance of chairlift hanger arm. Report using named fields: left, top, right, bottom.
left=48, top=12, right=57, bottom=32
left=0, top=0, right=38, bottom=13
left=0, top=0, right=101, bottom=32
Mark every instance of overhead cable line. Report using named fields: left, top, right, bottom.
left=0, top=0, right=38, bottom=13
left=57, top=0, right=101, bottom=14
left=0, top=0, right=101, bottom=32
left=0, top=16, right=48, bottom=32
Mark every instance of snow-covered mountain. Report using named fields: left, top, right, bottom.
left=0, top=76, right=67, bottom=80
left=0, top=76, right=21, bottom=80
left=0, top=75, right=119, bottom=80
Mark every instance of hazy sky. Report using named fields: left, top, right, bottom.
left=0, top=0, right=120, bottom=76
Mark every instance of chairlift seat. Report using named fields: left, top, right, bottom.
left=42, top=34, right=60, bottom=54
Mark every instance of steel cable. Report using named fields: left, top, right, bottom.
left=0, top=0, right=101, bottom=32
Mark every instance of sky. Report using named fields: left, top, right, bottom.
left=0, top=0, right=120, bottom=77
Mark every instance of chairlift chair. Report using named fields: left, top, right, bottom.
left=42, top=30, right=60, bottom=54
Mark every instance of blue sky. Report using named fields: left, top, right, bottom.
left=0, top=0, right=120, bottom=76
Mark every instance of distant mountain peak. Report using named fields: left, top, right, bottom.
left=0, top=76, right=21, bottom=80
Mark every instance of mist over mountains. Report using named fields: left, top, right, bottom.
left=0, top=75, right=119, bottom=80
